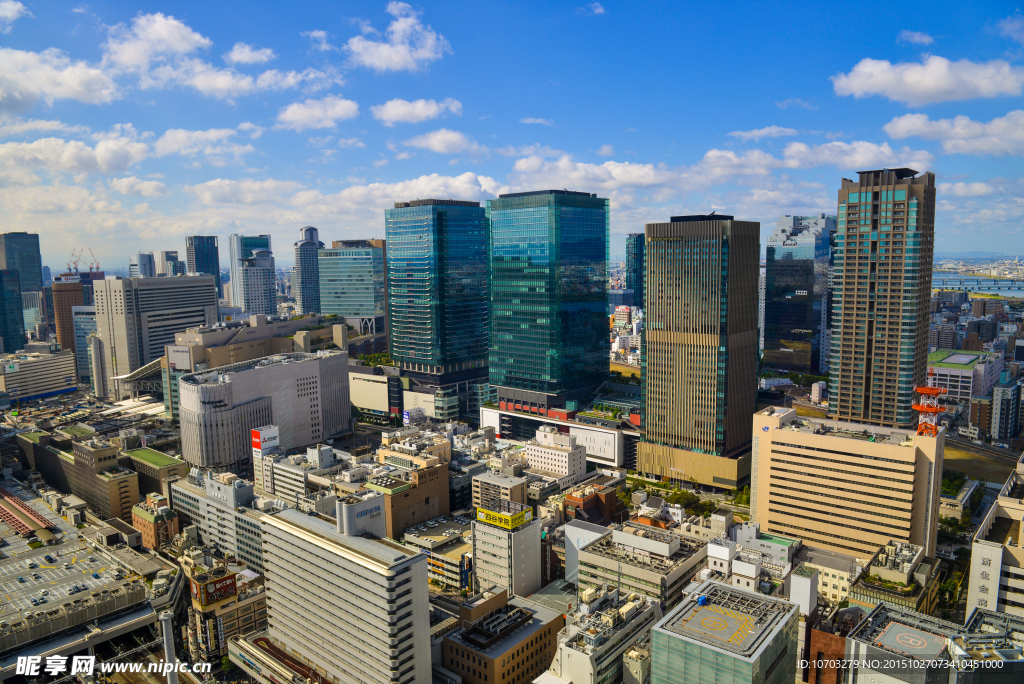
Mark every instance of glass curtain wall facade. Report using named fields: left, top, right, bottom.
left=830, top=169, right=935, bottom=428
left=318, top=241, right=386, bottom=331
left=72, top=306, right=96, bottom=381
left=762, top=214, right=836, bottom=375
left=0, top=270, right=24, bottom=354
left=293, top=226, right=324, bottom=315
left=385, top=200, right=489, bottom=421
left=487, top=190, right=609, bottom=411
left=0, top=233, right=42, bottom=293
left=186, top=236, right=221, bottom=297
left=626, top=232, right=645, bottom=309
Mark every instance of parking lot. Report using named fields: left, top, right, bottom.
left=0, top=541, right=127, bottom=615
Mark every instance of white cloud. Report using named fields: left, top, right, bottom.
left=883, top=110, right=1024, bottom=156
left=0, top=47, right=118, bottom=114
left=291, top=172, right=502, bottom=212
left=596, top=144, right=614, bottom=156
left=303, top=29, right=336, bottom=52
left=187, top=178, right=303, bottom=204
left=520, top=117, right=553, bottom=126
left=403, top=128, right=487, bottom=155
left=0, top=0, right=31, bottom=33
left=897, top=30, right=934, bottom=45
left=224, top=42, right=276, bottom=65
left=237, top=122, right=264, bottom=139
left=346, top=2, right=450, bottom=72
left=370, top=97, right=461, bottom=126
left=937, top=181, right=997, bottom=197
left=154, top=127, right=254, bottom=161
left=110, top=176, right=168, bottom=197
left=998, top=13, right=1024, bottom=46
left=579, top=3, right=605, bottom=15
left=778, top=140, right=933, bottom=171
left=496, top=143, right=564, bottom=158
left=103, top=13, right=339, bottom=99
left=0, top=118, right=89, bottom=138
left=775, top=98, right=816, bottom=110
left=275, top=95, right=360, bottom=131
left=338, top=137, right=366, bottom=148
left=832, top=55, right=1024, bottom=106
left=727, top=126, right=798, bottom=142
left=0, top=135, right=148, bottom=184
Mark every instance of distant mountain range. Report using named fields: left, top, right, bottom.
left=934, top=251, right=1021, bottom=259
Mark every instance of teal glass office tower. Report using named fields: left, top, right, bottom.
left=318, top=240, right=386, bottom=334
left=0, top=232, right=42, bottom=293
left=626, top=232, right=645, bottom=308
left=0, top=270, right=25, bottom=354
left=385, top=199, right=490, bottom=420
left=487, top=190, right=609, bottom=411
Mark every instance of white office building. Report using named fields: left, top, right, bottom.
left=238, top=249, right=276, bottom=316
left=0, top=348, right=77, bottom=402
left=92, top=274, right=219, bottom=399
left=178, top=351, right=351, bottom=473
left=129, top=252, right=156, bottom=278
left=228, top=234, right=272, bottom=310
left=521, top=425, right=588, bottom=488
left=260, top=507, right=431, bottom=684
left=169, top=470, right=275, bottom=573
left=472, top=500, right=541, bottom=598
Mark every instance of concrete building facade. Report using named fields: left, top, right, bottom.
left=750, top=407, right=943, bottom=561
left=178, top=351, right=350, bottom=472
left=0, top=348, right=77, bottom=402
left=472, top=500, right=541, bottom=598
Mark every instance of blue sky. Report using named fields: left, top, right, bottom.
left=1, top=1, right=1023, bottom=270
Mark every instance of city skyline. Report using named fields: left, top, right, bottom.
left=2, top=2, right=1022, bottom=270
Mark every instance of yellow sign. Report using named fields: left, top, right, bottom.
left=476, top=507, right=533, bottom=530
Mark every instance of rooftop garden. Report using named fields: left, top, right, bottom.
left=861, top=574, right=917, bottom=595
left=941, top=470, right=968, bottom=497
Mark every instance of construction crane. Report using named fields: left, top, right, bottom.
left=86, top=247, right=101, bottom=272
left=66, top=249, right=82, bottom=274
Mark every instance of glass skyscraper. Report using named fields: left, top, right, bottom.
left=293, top=226, right=324, bottom=314
left=318, top=240, right=386, bottom=333
left=626, top=232, right=645, bottom=309
left=0, top=232, right=42, bottom=293
left=762, top=214, right=836, bottom=375
left=487, top=190, right=609, bottom=411
left=0, top=270, right=24, bottom=354
left=72, top=305, right=96, bottom=381
left=186, top=236, right=221, bottom=297
left=385, top=199, right=489, bottom=420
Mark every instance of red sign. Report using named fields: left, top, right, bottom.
left=251, top=429, right=260, bottom=449
left=191, top=573, right=237, bottom=607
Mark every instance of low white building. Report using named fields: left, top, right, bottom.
left=520, top=426, right=588, bottom=489
left=0, top=349, right=77, bottom=402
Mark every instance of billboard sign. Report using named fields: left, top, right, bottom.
left=251, top=426, right=280, bottom=458
left=476, top=506, right=533, bottom=530
left=190, top=573, right=237, bottom=607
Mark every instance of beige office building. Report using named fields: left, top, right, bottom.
left=967, top=456, right=1024, bottom=617
left=831, top=168, right=935, bottom=428
left=637, top=214, right=759, bottom=489
left=750, top=407, right=942, bottom=561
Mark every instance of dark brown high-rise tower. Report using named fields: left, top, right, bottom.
left=830, top=169, right=935, bottom=428
left=638, top=214, right=759, bottom=489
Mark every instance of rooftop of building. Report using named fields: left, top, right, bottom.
left=579, top=522, right=706, bottom=574
left=59, top=424, right=94, bottom=438
left=447, top=595, right=562, bottom=659
left=957, top=608, right=1024, bottom=663
left=668, top=213, right=735, bottom=222
left=564, top=590, right=657, bottom=656
left=848, top=604, right=960, bottom=662
left=180, top=351, right=340, bottom=385
left=474, top=471, right=528, bottom=487
left=927, top=349, right=999, bottom=369
left=656, top=581, right=797, bottom=660
left=529, top=579, right=577, bottom=615
left=264, top=508, right=419, bottom=570
left=497, top=189, right=598, bottom=198
left=983, top=516, right=1020, bottom=545
left=403, top=514, right=474, bottom=551
left=126, top=447, right=183, bottom=469
left=758, top=406, right=918, bottom=445
left=793, top=546, right=859, bottom=575
left=393, top=198, right=481, bottom=207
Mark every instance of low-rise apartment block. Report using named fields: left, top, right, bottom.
left=183, top=555, right=267, bottom=664
left=472, top=471, right=527, bottom=509
left=751, top=407, right=943, bottom=561
left=577, top=523, right=707, bottom=610
left=443, top=587, right=563, bottom=684
left=519, top=426, right=588, bottom=489
left=543, top=585, right=662, bottom=684
left=131, top=492, right=179, bottom=550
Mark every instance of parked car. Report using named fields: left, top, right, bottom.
left=38, top=590, right=48, bottom=596
left=92, top=573, right=100, bottom=579
left=29, top=598, right=38, bottom=606
left=16, top=577, right=25, bottom=583
left=62, top=563, right=71, bottom=569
